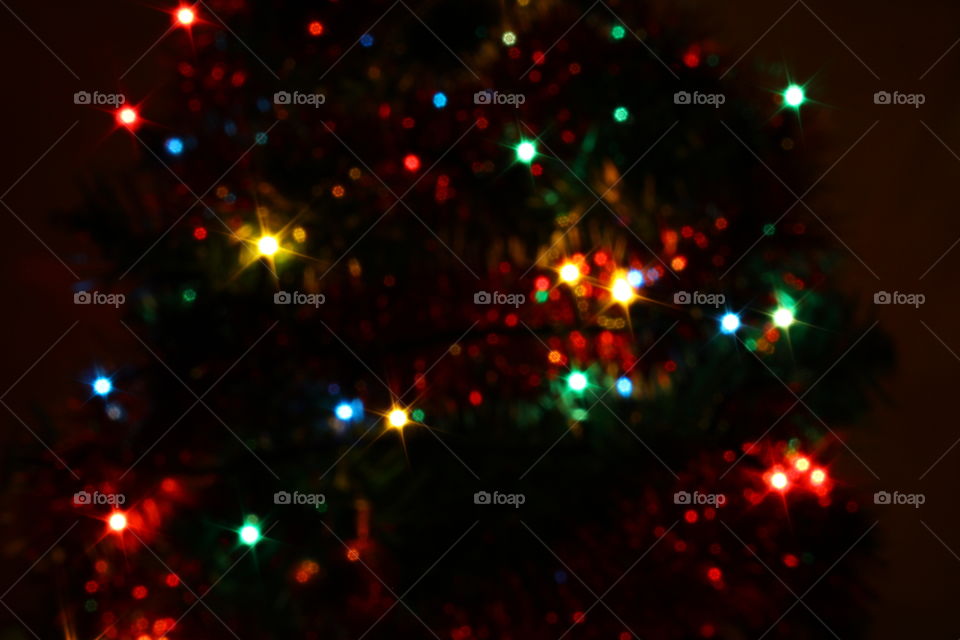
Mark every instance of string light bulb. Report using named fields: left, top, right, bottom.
left=176, top=7, right=196, bottom=26
left=567, top=371, right=588, bottom=392
left=559, top=262, right=581, bottom=284
left=515, top=140, right=536, bottom=164
left=770, top=471, right=789, bottom=491
left=720, top=313, right=741, bottom=334
left=257, top=235, right=279, bottom=257
left=773, top=307, right=795, bottom=328
left=93, top=377, right=113, bottom=397
left=239, top=518, right=261, bottom=546
left=388, top=408, right=409, bottom=429
left=108, top=512, right=127, bottom=532
left=611, top=275, right=636, bottom=304
left=117, top=107, right=138, bottom=127
left=783, top=84, right=805, bottom=108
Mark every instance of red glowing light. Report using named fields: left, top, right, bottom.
left=707, top=567, right=722, bottom=582
left=810, top=468, right=827, bottom=485
left=131, top=585, right=148, bottom=599
left=193, top=226, right=207, bottom=240
left=403, top=154, right=421, bottom=172
left=117, top=107, right=138, bottom=127
left=308, top=21, right=324, bottom=36
left=108, top=511, right=127, bottom=532
left=783, top=553, right=800, bottom=568
left=468, top=390, right=482, bottom=406
left=176, top=7, right=195, bottom=26
left=770, top=471, right=789, bottom=491
left=794, top=456, right=810, bottom=472
left=684, top=509, right=698, bottom=523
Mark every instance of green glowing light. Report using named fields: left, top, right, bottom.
left=783, top=84, right=805, bottom=108
left=515, top=140, right=537, bottom=164
left=567, top=371, right=588, bottom=392
left=773, top=307, right=795, bottom=328
left=610, top=25, right=626, bottom=40
left=613, top=106, right=629, bottom=123
left=502, top=31, right=516, bottom=46
left=239, top=517, right=262, bottom=546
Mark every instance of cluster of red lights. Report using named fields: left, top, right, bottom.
left=764, top=454, right=830, bottom=497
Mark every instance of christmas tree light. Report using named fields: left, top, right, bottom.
left=567, top=371, right=588, bottom=392
left=720, top=313, right=741, bottom=334
left=783, top=84, right=805, bottom=108
left=388, top=408, right=409, bottom=428
left=515, top=141, right=536, bottom=164
left=773, top=307, right=795, bottom=328
left=108, top=512, right=127, bottom=532
left=257, top=235, right=279, bottom=257
left=93, top=377, right=112, bottom=397
left=239, top=519, right=262, bottom=546
left=559, top=262, right=581, bottom=284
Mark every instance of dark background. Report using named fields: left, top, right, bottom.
left=1, top=1, right=958, bottom=636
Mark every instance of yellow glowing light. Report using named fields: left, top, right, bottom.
left=388, top=408, right=409, bottom=428
left=559, top=262, right=581, bottom=284
left=811, top=468, right=827, bottom=485
left=794, top=457, right=810, bottom=472
left=257, top=235, right=279, bottom=256
left=611, top=276, right=635, bottom=304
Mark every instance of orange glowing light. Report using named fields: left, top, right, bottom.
left=346, top=548, right=360, bottom=562
left=810, top=468, right=827, bottom=485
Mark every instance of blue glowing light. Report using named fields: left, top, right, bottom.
left=165, top=137, right=184, bottom=155
left=93, top=377, right=112, bottom=396
left=335, top=402, right=354, bottom=421
left=433, top=92, right=447, bottom=108
left=720, top=313, right=741, bottom=334
left=616, top=377, right=633, bottom=397
left=627, top=269, right=644, bottom=288
left=360, top=33, right=374, bottom=47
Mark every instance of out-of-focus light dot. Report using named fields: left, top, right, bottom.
left=193, top=226, right=207, bottom=240
left=432, top=92, right=447, bottom=108
left=360, top=33, right=374, bottom=47
left=794, top=457, right=811, bottom=472
left=610, top=25, right=626, bottom=40
left=292, top=226, right=306, bottom=243
left=613, top=106, right=629, bottom=122
left=616, top=377, right=632, bottom=397
left=182, top=288, right=196, bottom=303
left=93, top=377, right=112, bottom=396
left=720, top=313, right=740, bottom=334
left=559, top=262, right=580, bottom=283
left=176, top=7, right=195, bottom=25
left=810, top=468, right=827, bottom=485
left=784, top=84, right=805, bottom=107
left=335, top=402, right=354, bottom=421
left=108, top=512, right=127, bottom=532
left=534, top=276, right=550, bottom=291
left=346, top=548, right=360, bottom=561
left=131, top=585, right=148, bottom=599
left=403, top=154, right=421, bottom=172
left=515, top=140, right=536, bottom=163
left=502, top=31, right=516, bottom=45
left=308, top=21, right=324, bottom=36
left=770, top=471, right=789, bottom=491
left=627, top=269, right=643, bottom=287
left=255, top=132, right=268, bottom=145
left=707, top=567, right=722, bottom=582
left=165, top=137, right=184, bottom=155
left=239, top=522, right=261, bottom=545
left=117, top=107, right=138, bottom=126
left=388, top=408, right=409, bottom=428
left=567, top=371, right=588, bottom=392
left=332, top=185, right=345, bottom=198
left=611, top=277, right=635, bottom=303
left=548, top=350, right=563, bottom=364
left=257, top=235, right=279, bottom=256
left=468, top=390, right=482, bottom=406
left=411, top=408, right=425, bottom=422
left=773, top=307, right=795, bottom=328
